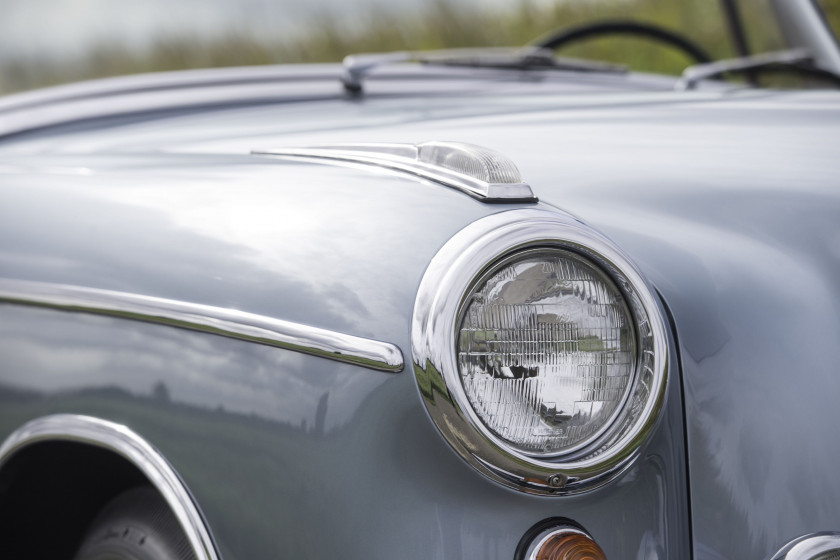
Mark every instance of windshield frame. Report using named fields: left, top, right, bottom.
left=770, top=0, right=840, bottom=72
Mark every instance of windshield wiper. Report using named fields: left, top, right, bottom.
left=341, top=48, right=626, bottom=93
left=676, top=48, right=840, bottom=90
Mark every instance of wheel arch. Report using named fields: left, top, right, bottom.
left=0, top=414, right=219, bottom=560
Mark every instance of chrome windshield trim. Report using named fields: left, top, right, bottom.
left=771, top=532, right=840, bottom=559
left=0, top=414, right=219, bottom=560
left=252, top=142, right=537, bottom=203
left=0, top=278, right=404, bottom=373
left=411, top=208, right=669, bottom=495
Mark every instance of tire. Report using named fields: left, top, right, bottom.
left=74, top=486, right=196, bottom=560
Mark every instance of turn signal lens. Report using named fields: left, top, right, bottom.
left=519, top=522, right=607, bottom=560
left=458, top=248, right=635, bottom=457
left=417, top=141, right=524, bottom=184
left=534, top=531, right=607, bottom=560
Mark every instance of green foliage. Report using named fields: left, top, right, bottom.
left=1, top=0, right=838, bottom=94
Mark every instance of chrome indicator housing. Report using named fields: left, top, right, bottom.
left=253, top=141, right=536, bottom=202
left=411, top=208, right=669, bottom=495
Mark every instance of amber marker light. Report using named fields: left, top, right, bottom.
left=534, top=531, right=606, bottom=560
left=517, top=519, right=607, bottom=560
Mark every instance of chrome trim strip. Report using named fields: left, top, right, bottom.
left=0, top=65, right=338, bottom=115
left=411, top=208, right=669, bottom=495
left=0, top=66, right=343, bottom=138
left=0, top=414, right=219, bottom=560
left=252, top=142, right=537, bottom=202
left=0, top=278, right=404, bottom=373
left=771, top=532, right=840, bottom=560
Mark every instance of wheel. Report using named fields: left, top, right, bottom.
left=74, top=486, right=196, bottom=560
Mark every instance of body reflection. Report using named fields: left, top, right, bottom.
left=0, top=303, right=683, bottom=559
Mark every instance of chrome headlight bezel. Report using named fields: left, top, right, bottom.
left=411, top=208, right=669, bottom=495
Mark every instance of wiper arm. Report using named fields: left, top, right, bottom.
left=341, top=48, right=626, bottom=93
left=676, top=48, right=840, bottom=90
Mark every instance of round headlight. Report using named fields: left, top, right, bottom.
left=412, top=209, right=669, bottom=495
left=458, top=248, right=636, bottom=457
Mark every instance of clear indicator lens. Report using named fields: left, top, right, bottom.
left=417, top=142, right=523, bottom=184
left=457, top=249, right=636, bottom=457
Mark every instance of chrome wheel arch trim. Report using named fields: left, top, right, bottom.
left=0, top=414, right=219, bottom=560
left=0, top=278, right=404, bottom=373
left=771, top=532, right=840, bottom=560
left=410, top=208, right=670, bottom=495
left=252, top=142, right=537, bottom=202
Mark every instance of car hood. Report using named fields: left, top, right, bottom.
left=1, top=70, right=840, bottom=559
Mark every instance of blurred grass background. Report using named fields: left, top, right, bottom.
left=1, top=0, right=838, bottom=95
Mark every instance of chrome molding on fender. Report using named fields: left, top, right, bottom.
left=771, top=532, right=840, bottom=560
left=253, top=141, right=537, bottom=202
left=411, top=208, right=670, bottom=495
left=0, top=414, right=219, bottom=560
left=0, top=278, right=404, bottom=373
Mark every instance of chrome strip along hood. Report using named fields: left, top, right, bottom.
left=1, top=68, right=839, bottom=559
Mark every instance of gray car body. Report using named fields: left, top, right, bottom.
left=0, top=61, right=838, bottom=560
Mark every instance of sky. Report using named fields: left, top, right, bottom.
left=0, top=0, right=531, bottom=63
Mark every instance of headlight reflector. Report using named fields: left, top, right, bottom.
left=457, top=248, right=636, bottom=457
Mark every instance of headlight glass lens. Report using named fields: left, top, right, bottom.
left=457, top=248, right=636, bottom=457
